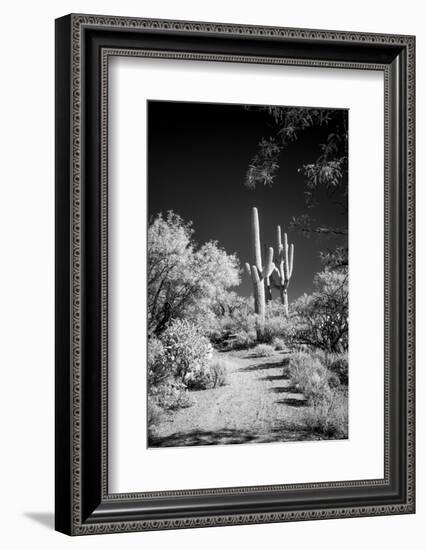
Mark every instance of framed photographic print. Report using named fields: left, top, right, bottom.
left=55, top=14, right=415, bottom=535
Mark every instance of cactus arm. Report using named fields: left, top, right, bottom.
left=251, top=265, right=260, bottom=284
left=262, top=246, right=275, bottom=278
left=279, top=256, right=284, bottom=284
left=274, top=224, right=295, bottom=317
left=244, top=262, right=251, bottom=277
left=251, top=207, right=263, bottom=273
left=245, top=209, right=297, bottom=326
left=289, top=244, right=294, bottom=278
left=283, top=232, right=290, bottom=280
left=277, top=225, right=283, bottom=251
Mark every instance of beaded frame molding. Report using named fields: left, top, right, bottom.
left=55, top=14, right=415, bottom=535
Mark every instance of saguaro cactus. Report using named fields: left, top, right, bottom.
left=276, top=225, right=294, bottom=316
left=263, top=244, right=273, bottom=302
left=245, top=207, right=275, bottom=329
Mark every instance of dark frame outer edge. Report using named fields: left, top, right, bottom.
left=54, top=13, right=415, bottom=536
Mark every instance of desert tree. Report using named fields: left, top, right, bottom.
left=148, top=212, right=240, bottom=336
left=292, top=269, right=349, bottom=352
left=245, top=106, right=348, bottom=267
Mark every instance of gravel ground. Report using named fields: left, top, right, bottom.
left=149, top=350, right=326, bottom=447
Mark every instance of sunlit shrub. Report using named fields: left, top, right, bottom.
left=147, top=337, right=168, bottom=386
left=292, top=269, right=348, bottom=352
left=147, top=399, right=163, bottom=427
left=149, top=377, right=193, bottom=410
left=162, top=319, right=213, bottom=388
left=207, top=356, right=229, bottom=388
left=301, top=390, right=348, bottom=438
left=329, top=356, right=349, bottom=386
left=272, top=337, right=288, bottom=351
left=252, top=343, right=275, bottom=357
left=228, top=330, right=257, bottom=350
left=288, top=352, right=331, bottom=406
left=303, top=350, right=349, bottom=387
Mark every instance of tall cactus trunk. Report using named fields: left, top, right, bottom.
left=254, top=279, right=266, bottom=335
left=245, top=208, right=293, bottom=332
left=246, top=207, right=272, bottom=335
left=250, top=207, right=265, bottom=332
left=276, top=225, right=294, bottom=318
left=265, top=278, right=272, bottom=302
left=251, top=207, right=263, bottom=273
left=280, top=287, right=289, bottom=317
left=263, top=244, right=273, bottom=302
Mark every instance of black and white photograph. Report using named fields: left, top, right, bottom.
left=0, top=0, right=418, bottom=544
left=147, top=100, right=349, bottom=448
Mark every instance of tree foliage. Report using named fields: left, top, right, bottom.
left=244, top=106, right=348, bottom=248
left=292, top=269, right=348, bottom=352
left=148, top=212, right=240, bottom=336
left=245, top=107, right=347, bottom=195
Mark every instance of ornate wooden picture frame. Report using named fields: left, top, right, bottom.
left=55, top=14, right=415, bottom=535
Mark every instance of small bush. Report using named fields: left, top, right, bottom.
left=302, top=390, right=348, bottom=438
left=258, top=312, right=290, bottom=344
left=272, top=337, right=288, bottom=351
left=228, top=330, right=257, bottom=350
left=288, top=352, right=331, bottom=406
left=188, top=355, right=230, bottom=390
left=162, top=319, right=213, bottom=387
left=252, top=343, right=275, bottom=357
left=308, top=348, right=327, bottom=364
left=327, top=371, right=341, bottom=389
left=208, top=357, right=229, bottom=388
left=149, top=377, right=193, bottom=410
left=185, top=367, right=212, bottom=390
left=147, top=399, right=164, bottom=427
left=147, top=337, right=168, bottom=386
left=147, top=378, right=193, bottom=435
left=291, top=270, right=348, bottom=352
left=329, top=356, right=349, bottom=386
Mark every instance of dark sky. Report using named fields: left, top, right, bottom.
left=148, top=100, right=347, bottom=302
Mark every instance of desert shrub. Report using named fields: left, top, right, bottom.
left=148, top=212, right=240, bottom=336
left=228, top=330, right=257, bottom=350
left=288, top=352, right=331, bottom=406
left=184, top=367, right=213, bottom=390
left=208, top=356, right=229, bottom=388
left=301, top=390, right=348, bottom=438
left=205, top=298, right=296, bottom=349
left=184, top=355, right=230, bottom=390
left=252, top=343, right=275, bottom=357
left=147, top=334, right=194, bottom=431
left=147, top=377, right=192, bottom=436
left=161, top=319, right=213, bottom=388
left=147, top=337, right=168, bottom=386
left=292, top=269, right=348, bottom=352
left=329, top=356, right=349, bottom=386
left=256, top=303, right=295, bottom=344
left=184, top=291, right=259, bottom=346
left=305, top=350, right=348, bottom=385
left=148, top=377, right=193, bottom=411
left=306, top=351, right=349, bottom=385
left=224, top=311, right=258, bottom=337
left=308, top=348, right=327, bottom=364
left=147, top=399, right=164, bottom=427
left=327, top=372, right=341, bottom=389
left=272, top=337, right=288, bottom=351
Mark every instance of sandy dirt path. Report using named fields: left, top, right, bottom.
left=150, top=350, right=318, bottom=447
